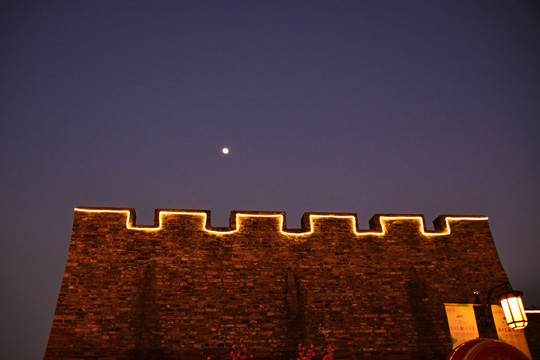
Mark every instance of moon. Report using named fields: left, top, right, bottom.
left=222, top=147, right=229, bottom=155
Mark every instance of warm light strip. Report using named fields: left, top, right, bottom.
left=525, top=310, right=540, bottom=314
left=74, top=208, right=488, bottom=236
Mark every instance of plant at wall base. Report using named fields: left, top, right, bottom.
left=207, top=338, right=254, bottom=360
left=322, top=345, right=334, bottom=360
left=230, top=338, right=254, bottom=360
left=297, top=344, right=316, bottom=360
left=207, top=340, right=334, bottom=360
left=297, top=344, right=334, bottom=360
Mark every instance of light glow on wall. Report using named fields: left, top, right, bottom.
left=74, top=208, right=488, bottom=237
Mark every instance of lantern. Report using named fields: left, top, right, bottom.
left=500, top=291, right=528, bottom=330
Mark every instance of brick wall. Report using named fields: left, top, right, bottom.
left=44, top=208, right=510, bottom=359
left=525, top=313, right=540, bottom=359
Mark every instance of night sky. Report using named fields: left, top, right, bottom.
left=1, top=2, right=539, bottom=359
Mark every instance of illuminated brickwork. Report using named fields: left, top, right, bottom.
left=45, top=207, right=509, bottom=359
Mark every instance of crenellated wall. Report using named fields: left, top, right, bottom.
left=45, top=207, right=509, bottom=359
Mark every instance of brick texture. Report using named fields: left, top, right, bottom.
left=44, top=208, right=510, bottom=359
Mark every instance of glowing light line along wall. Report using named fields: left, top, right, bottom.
left=74, top=207, right=489, bottom=236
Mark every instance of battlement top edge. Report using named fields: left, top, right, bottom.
left=73, top=206, right=489, bottom=235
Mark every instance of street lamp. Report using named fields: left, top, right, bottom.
left=485, top=282, right=528, bottom=330
left=499, top=291, right=528, bottom=330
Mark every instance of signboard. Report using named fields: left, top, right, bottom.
left=444, top=303, right=479, bottom=348
left=491, top=304, right=532, bottom=359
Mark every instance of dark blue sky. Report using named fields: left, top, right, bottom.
left=1, top=1, right=539, bottom=358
